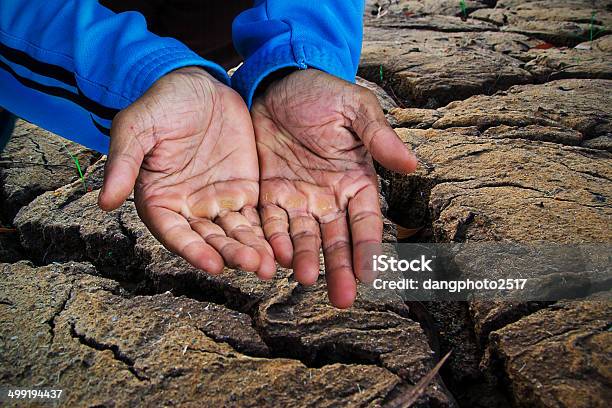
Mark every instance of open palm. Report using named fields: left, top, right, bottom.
left=252, top=69, right=417, bottom=307
left=99, top=67, right=274, bottom=278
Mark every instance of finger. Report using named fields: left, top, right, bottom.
left=241, top=206, right=274, bottom=258
left=190, top=218, right=260, bottom=273
left=140, top=207, right=224, bottom=274
left=261, top=204, right=293, bottom=268
left=216, top=212, right=276, bottom=279
left=321, top=214, right=357, bottom=309
left=289, top=213, right=321, bottom=286
left=348, top=184, right=383, bottom=283
left=99, top=112, right=149, bottom=211
left=350, top=89, right=418, bottom=174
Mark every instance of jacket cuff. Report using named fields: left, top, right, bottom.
left=232, top=42, right=354, bottom=108
left=125, top=43, right=230, bottom=102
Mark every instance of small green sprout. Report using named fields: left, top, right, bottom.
left=459, top=0, right=467, bottom=20
left=61, top=142, right=86, bottom=191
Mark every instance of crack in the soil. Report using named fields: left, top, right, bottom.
left=116, top=213, right=136, bottom=250
left=263, top=333, right=386, bottom=369
left=393, top=111, right=605, bottom=151
left=476, top=302, right=554, bottom=346
left=46, top=287, right=73, bottom=345
left=69, top=322, right=149, bottom=382
left=150, top=274, right=266, bottom=319
left=531, top=195, right=608, bottom=209
left=248, top=285, right=398, bottom=370
left=29, top=137, right=51, bottom=167
left=183, top=345, right=235, bottom=360
left=468, top=181, right=544, bottom=195
left=195, top=327, right=269, bottom=358
left=556, top=162, right=612, bottom=183
left=361, top=62, right=534, bottom=110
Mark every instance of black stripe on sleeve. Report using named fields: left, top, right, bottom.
left=0, top=42, right=77, bottom=87
left=90, top=114, right=111, bottom=137
left=0, top=57, right=119, bottom=122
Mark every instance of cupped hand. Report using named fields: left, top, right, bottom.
left=252, top=69, right=417, bottom=308
left=99, top=67, right=275, bottom=279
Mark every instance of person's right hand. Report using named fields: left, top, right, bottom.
left=98, top=67, right=275, bottom=279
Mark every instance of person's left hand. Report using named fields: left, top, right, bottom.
left=251, top=69, right=418, bottom=308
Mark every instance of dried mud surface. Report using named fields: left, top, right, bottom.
left=1, top=1, right=611, bottom=407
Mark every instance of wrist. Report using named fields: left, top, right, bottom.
left=254, top=67, right=299, bottom=99
left=170, top=66, right=220, bottom=82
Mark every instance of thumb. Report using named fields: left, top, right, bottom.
left=98, top=111, right=149, bottom=211
left=350, top=89, right=418, bottom=174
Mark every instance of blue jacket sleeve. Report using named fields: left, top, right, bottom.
left=231, top=0, right=364, bottom=107
left=0, top=0, right=229, bottom=154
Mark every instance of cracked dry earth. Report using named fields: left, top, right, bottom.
left=1, top=1, right=611, bottom=407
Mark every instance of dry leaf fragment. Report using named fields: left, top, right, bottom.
left=385, top=350, right=452, bottom=408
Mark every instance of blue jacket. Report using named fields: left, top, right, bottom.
left=0, top=0, right=363, bottom=154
